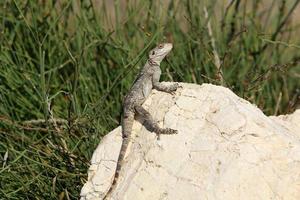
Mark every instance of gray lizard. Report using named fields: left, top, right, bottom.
left=103, top=43, right=179, bottom=199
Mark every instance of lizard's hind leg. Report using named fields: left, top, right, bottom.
left=134, top=105, right=177, bottom=135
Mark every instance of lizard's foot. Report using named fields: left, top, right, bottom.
left=169, top=83, right=179, bottom=91
left=167, top=83, right=182, bottom=94
left=158, top=128, right=178, bottom=135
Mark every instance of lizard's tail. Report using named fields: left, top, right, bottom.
left=103, top=109, right=134, bottom=199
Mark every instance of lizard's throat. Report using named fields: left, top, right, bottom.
left=148, top=58, right=160, bottom=66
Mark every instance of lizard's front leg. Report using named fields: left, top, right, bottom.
left=152, top=70, right=179, bottom=93
left=153, top=82, right=179, bottom=93
left=135, top=105, right=177, bottom=135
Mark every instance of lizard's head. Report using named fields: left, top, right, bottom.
left=148, top=43, right=173, bottom=65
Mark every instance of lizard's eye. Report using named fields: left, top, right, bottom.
left=151, top=51, right=155, bottom=55
left=158, top=44, right=163, bottom=49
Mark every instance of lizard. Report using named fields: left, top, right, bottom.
left=103, top=43, right=179, bottom=199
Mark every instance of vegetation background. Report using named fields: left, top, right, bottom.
left=0, top=0, right=299, bottom=199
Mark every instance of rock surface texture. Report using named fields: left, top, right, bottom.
left=80, top=83, right=300, bottom=200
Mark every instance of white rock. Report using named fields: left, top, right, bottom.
left=270, top=109, right=300, bottom=137
left=80, top=83, right=300, bottom=200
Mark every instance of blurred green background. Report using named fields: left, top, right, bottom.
left=0, top=0, right=299, bottom=199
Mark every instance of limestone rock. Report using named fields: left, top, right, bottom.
left=270, top=109, right=300, bottom=137
left=80, top=83, right=300, bottom=200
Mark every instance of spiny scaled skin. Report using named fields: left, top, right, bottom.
left=103, top=43, right=179, bottom=199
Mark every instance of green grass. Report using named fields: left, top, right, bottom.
left=0, top=0, right=299, bottom=199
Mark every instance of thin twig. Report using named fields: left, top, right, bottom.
left=254, top=0, right=300, bottom=55
left=226, top=0, right=241, bottom=44
left=220, top=28, right=247, bottom=69
left=274, top=92, right=282, bottom=115
left=0, top=117, right=49, bottom=132
left=0, top=116, right=68, bottom=132
left=203, top=6, right=224, bottom=85
left=247, top=57, right=300, bottom=91
left=221, top=0, right=235, bottom=30
left=22, top=118, right=68, bottom=125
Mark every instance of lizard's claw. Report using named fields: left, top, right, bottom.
left=168, top=83, right=181, bottom=95
left=159, top=128, right=178, bottom=135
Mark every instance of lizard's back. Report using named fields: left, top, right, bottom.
left=124, top=64, right=154, bottom=108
